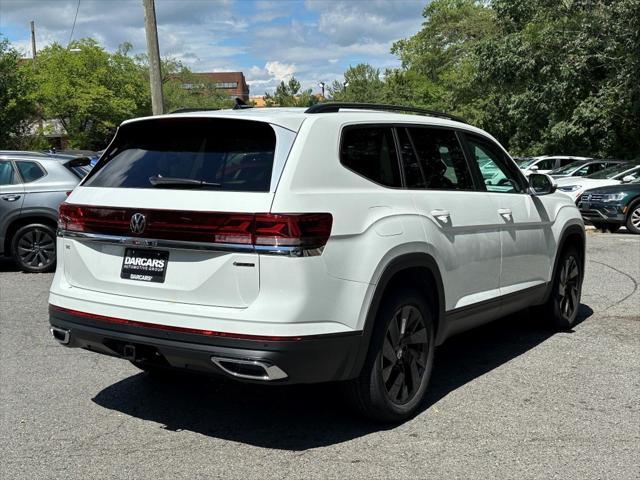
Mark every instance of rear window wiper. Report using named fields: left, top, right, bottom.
left=148, top=176, right=221, bottom=188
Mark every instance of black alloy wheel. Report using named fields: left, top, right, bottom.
left=380, top=305, right=429, bottom=405
left=542, top=245, right=583, bottom=329
left=347, top=288, right=434, bottom=423
left=11, top=224, right=57, bottom=273
left=557, top=254, right=581, bottom=323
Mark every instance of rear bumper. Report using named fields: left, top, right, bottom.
left=49, top=306, right=364, bottom=384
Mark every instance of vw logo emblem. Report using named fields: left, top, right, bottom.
left=130, top=213, right=146, bottom=234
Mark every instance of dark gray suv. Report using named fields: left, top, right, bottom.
left=0, top=152, right=90, bottom=272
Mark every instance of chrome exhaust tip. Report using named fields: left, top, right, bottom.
left=211, top=356, right=287, bottom=381
left=50, top=326, right=70, bottom=345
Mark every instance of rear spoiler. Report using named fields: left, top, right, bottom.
left=65, top=156, right=91, bottom=168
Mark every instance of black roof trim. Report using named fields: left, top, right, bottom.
left=305, top=102, right=467, bottom=124
left=170, top=107, right=221, bottom=114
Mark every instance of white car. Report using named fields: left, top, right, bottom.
left=518, top=155, right=591, bottom=175
left=556, top=162, right=640, bottom=201
left=49, top=103, right=585, bottom=422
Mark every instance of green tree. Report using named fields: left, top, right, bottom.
left=31, top=39, right=149, bottom=149
left=476, top=0, right=640, bottom=158
left=328, top=64, right=385, bottom=102
left=0, top=37, right=36, bottom=148
left=161, top=64, right=233, bottom=112
left=264, top=77, right=317, bottom=107
left=389, top=0, right=497, bottom=123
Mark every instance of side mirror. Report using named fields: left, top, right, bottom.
left=529, top=173, right=557, bottom=195
left=621, top=175, right=635, bottom=183
left=529, top=165, right=539, bottom=172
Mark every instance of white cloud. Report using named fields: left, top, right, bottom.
left=265, top=61, right=296, bottom=81
left=0, top=0, right=427, bottom=95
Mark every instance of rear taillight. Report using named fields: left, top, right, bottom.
left=254, top=213, right=332, bottom=248
left=58, top=204, right=332, bottom=250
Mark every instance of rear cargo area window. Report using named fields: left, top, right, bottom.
left=340, top=126, right=401, bottom=187
left=84, top=118, right=276, bottom=192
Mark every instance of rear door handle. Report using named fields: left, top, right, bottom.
left=497, top=208, right=512, bottom=219
left=430, top=209, right=451, bottom=222
left=1, top=195, right=21, bottom=202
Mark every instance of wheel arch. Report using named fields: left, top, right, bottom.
left=4, top=213, right=58, bottom=255
left=542, top=222, right=586, bottom=305
left=349, top=250, right=446, bottom=378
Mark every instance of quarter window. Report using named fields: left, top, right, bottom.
left=0, top=161, right=16, bottom=185
left=465, top=135, right=524, bottom=193
left=340, top=127, right=401, bottom=187
left=407, top=127, right=474, bottom=190
left=16, top=161, right=46, bottom=183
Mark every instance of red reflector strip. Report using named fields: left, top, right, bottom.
left=58, top=203, right=332, bottom=249
left=49, top=305, right=303, bottom=342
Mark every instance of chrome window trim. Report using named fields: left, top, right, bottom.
left=58, top=229, right=324, bottom=257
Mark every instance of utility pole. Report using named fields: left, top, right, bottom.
left=30, top=20, right=37, bottom=66
left=142, top=0, right=164, bottom=115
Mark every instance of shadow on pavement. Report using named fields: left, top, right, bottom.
left=92, top=304, right=593, bottom=450
left=0, top=257, right=20, bottom=272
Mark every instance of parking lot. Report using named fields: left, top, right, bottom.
left=0, top=231, right=638, bottom=479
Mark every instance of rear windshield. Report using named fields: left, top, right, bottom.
left=586, top=162, right=635, bottom=179
left=84, top=118, right=276, bottom=192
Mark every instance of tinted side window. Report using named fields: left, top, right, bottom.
left=16, top=161, right=46, bottom=183
left=408, top=127, right=473, bottom=190
left=0, top=161, right=16, bottom=185
left=340, top=127, right=401, bottom=187
left=536, top=159, right=556, bottom=170
left=465, top=135, right=524, bottom=193
left=559, top=158, right=575, bottom=167
left=396, top=128, right=425, bottom=188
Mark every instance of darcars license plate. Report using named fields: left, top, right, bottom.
left=121, top=248, right=169, bottom=283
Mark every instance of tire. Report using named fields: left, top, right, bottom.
left=542, top=245, right=583, bottom=330
left=11, top=223, right=57, bottom=273
left=347, top=288, right=435, bottom=423
left=626, top=200, right=640, bottom=234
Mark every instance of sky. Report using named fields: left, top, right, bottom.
left=0, top=0, right=427, bottom=95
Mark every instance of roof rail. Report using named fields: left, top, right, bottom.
left=170, top=107, right=220, bottom=114
left=304, top=102, right=467, bottom=124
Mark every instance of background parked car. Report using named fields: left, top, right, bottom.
left=578, top=178, right=640, bottom=234
left=549, top=159, right=625, bottom=178
left=556, top=160, right=640, bottom=201
left=0, top=152, right=90, bottom=272
left=518, top=155, right=591, bottom=175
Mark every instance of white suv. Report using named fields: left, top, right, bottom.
left=49, top=103, right=585, bottom=422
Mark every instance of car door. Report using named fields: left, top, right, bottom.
left=460, top=133, right=552, bottom=299
left=0, top=160, right=25, bottom=251
left=399, top=126, right=501, bottom=312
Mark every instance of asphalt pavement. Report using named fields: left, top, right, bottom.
left=1, top=231, right=638, bottom=479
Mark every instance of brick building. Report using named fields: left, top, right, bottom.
left=181, top=72, right=250, bottom=102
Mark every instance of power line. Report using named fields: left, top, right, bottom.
left=67, top=0, right=81, bottom=47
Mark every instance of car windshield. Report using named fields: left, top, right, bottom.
left=516, top=158, right=536, bottom=168
left=586, top=162, right=636, bottom=179
left=550, top=161, right=585, bottom=174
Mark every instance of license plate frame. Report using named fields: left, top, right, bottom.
left=121, top=248, right=169, bottom=283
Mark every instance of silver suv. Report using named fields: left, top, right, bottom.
left=0, top=152, right=89, bottom=272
